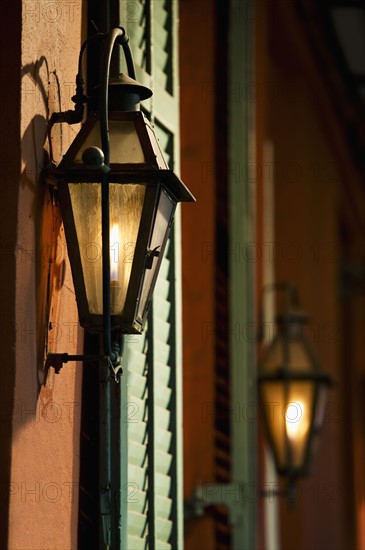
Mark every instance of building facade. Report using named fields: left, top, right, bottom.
left=1, top=1, right=364, bottom=549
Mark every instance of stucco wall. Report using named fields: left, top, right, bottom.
left=8, top=2, right=86, bottom=548
left=180, top=1, right=217, bottom=548
left=0, top=3, right=21, bottom=547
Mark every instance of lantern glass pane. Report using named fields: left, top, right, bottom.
left=109, top=183, right=146, bottom=314
left=287, top=339, right=315, bottom=373
left=260, top=380, right=315, bottom=471
left=74, top=120, right=146, bottom=164
left=313, top=383, right=328, bottom=431
left=68, top=182, right=102, bottom=314
left=68, top=182, right=145, bottom=316
left=260, top=381, right=287, bottom=470
left=259, top=335, right=283, bottom=374
left=286, top=381, right=315, bottom=468
left=137, top=189, right=175, bottom=321
left=260, top=332, right=315, bottom=374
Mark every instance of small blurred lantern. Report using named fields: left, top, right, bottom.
left=258, top=283, right=332, bottom=482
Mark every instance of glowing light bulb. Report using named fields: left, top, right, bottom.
left=285, top=401, right=305, bottom=440
left=110, top=223, right=120, bottom=281
left=110, top=223, right=121, bottom=314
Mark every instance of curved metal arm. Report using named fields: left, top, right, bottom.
left=49, top=32, right=106, bottom=127
left=119, top=31, right=136, bottom=79
left=48, top=27, right=135, bottom=131
left=100, top=28, right=123, bottom=166
left=100, top=27, right=136, bottom=166
left=99, top=28, right=136, bottom=362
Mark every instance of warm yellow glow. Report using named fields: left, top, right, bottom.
left=110, top=223, right=120, bottom=281
left=286, top=401, right=306, bottom=440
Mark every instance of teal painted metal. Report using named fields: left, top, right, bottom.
left=167, top=216, right=184, bottom=549
left=119, top=358, right=129, bottom=550
left=228, top=0, right=257, bottom=548
left=147, top=307, right=157, bottom=547
left=99, top=359, right=112, bottom=548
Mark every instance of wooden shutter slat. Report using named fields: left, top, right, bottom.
left=128, top=440, right=148, bottom=468
left=127, top=535, right=148, bottom=549
left=155, top=404, right=170, bottom=430
left=154, top=360, right=171, bottom=386
left=129, top=420, right=148, bottom=447
left=153, top=297, right=171, bottom=322
left=133, top=331, right=147, bottom=354
left=155, top=276, right=170, bottom=300
left=154, top=1, right=168, bottom=26
left=129, top=464, right=149, bottom=490
left=153, top=0, right=172, bottom=96
left=128, top=490, right=148, bottom=515
left=152, top=342, right=171, bottom=365
left=156, top=517, right=173, bottom=540
left=127, top=349, right=148, bottom=376
left=155, top=449, right=173, bottom=475
left=128, top=371, right=148, bottom=400
left=155, top=471, right=171, bottom=497
left=156, top=428, right=172, bottom=451
left=128, top=511, right=148, bottom=537
left=155, top=381, right=171, bottom=409
left=156, top=495, right=173, bottom=518
left=124, top=396, right=148, bottom=427
left=154, top=318, right=170, bottom=344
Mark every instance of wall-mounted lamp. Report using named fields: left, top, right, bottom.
left=258, top=283, right=332, bottom=496
left=185, top=283, right=332, bottom=524
left=44, top=27, right=195, bottom=376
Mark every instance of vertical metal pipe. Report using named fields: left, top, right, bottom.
left=101, top=172, right=112, bottom=359
left=99, top=341, right=111, bottom=548
left=98, top=28, right=136, bottom=548
left=100, top=28, right=123, bottom=359
left=99, top=29, right=123, bottom=550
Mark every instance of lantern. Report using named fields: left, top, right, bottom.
left=258, top=284, right=332, bottom=479
left=44, top=27, right=194, bottom=374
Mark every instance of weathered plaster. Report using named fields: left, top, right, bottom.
left=8, top=2, right=86, bottom=548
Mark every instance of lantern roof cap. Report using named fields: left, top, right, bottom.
left=93, top=73, right=153, bottom=111
left=107, top=72, right=152, bottom=100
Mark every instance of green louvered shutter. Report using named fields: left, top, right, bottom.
left=119, top=1, right=183, bottom=548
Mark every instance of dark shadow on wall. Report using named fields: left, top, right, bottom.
left=21, top=58, right=66, bottom=401
left=19, top=37, right=85, bottom=550
left=1, top=2, right=87, bottom=546
left=0, top=2, right=21, bottom=547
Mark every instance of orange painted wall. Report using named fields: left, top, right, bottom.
left=271, top=87, right=345, bottom=550
left=180, top=1, right=217, bottom=547
left=5, top=2, right=87, bottom=548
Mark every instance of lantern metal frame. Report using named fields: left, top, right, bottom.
left=44, top=27, right=194, bottom=378
left=258, top=282, right=332, bottom=486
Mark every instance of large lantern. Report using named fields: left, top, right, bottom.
left=258, top=284, right=332, bottom=480
left=50, top=104, right=193, bottom=334
left=45, top=27, right=194, bottom=372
